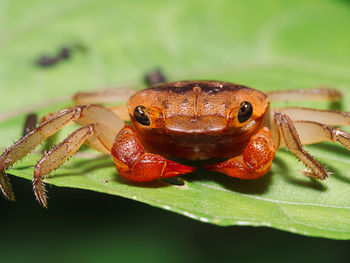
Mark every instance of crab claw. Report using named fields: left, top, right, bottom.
left=114, top=153, right=197, bottom=182
left=112, top=125, right=197, bottom=182
left=162, top=160, right=197, bottom=178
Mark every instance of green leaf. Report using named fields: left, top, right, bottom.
left=1, top=0, right=350, bottom=239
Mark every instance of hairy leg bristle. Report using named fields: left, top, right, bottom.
left=0, top=171, right=15, bottom=201
left=32, top=176, right=48, bottom=208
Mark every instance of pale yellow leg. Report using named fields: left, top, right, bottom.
left=267, top=87, right=341, bottom=102
left=73, top=88, right=137, bottom=105
left=275, top=107, right=350, bottom=126
left=73, top=88, right=132, bottom=123
left=74, top=104, right=124, bottom=152
left=0, top=108, right=77, bottom=200
left=33, top=123, right=112, bottom=207
left=274, top=107, right=350, bottom=149
left=0, top=104, right=123, bottom=201
left=0, top=108, right=77, bottom=174
left=273, top=112, right=329, bottom=179
left=107, top=105, right=130, bottom=122
left=293, top=121, right=350, bottom=149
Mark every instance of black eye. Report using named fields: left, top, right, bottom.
left=237, top=101, right=253, bottom=123
left=134, top=105, right=150, bottom=126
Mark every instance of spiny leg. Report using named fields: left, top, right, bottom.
left=273, top=112, right=329, bottom=179
left=40, top=105, right=125, bottom=154
left=112, top=125, right=196, bottom=182
left=1, top=104, right=121, bottom=172
left=0, top=104, right=123, bottom=200
left=33, top=123, right=109, bottom=207
left=275, top=107, right=350, bottom=126
left=0, top=171, right=14, bottom=201
left=2, top=113, right=36, bottom=198
left=0, top=108, right=78, bottom=200
left=204, top=127, right=276, bottom=179
left=267, top=87, right=341, bottom=102
left=35, top=117, right=120, bottom=207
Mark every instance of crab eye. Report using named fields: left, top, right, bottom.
left=237, top=101, right=253, bottom=123
left=134, top=105, right=150, bottom=126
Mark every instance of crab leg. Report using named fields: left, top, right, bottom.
left=73, top=88, right=136, bottom=105
left=73, top=88, right=134, bottom=122
left=112, top=125, right=196, bottom=182
left=275, top=107, right=350, bottom=126
left=33, top=123, right=110, bottom=207
left=204, top=127, right=276, bottom=179
left=107, top=105, right=130, bottom=122
left=292, top=121, right=350, bottom=149
left=0, top=108, right=77, bottom=200
left=0, top=172, right=14, bottom=201
left=267, top=88, right=341, bottom=102
left=0, top=105, right=123, bottom=201
left=273, top=112, right=329, bottom=179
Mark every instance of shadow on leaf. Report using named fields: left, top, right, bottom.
left=51, top=155, right=171, bottom=189
left=185, top=166, right=271, bottom=195
left=308, top=144, right=350, bottom=184
left=273, top=154, right=328, bottom=191
left=310, top=142, right=350, bottom=159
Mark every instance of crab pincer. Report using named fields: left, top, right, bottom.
left=112, top=125, right=196, bottom=182
left=203, top=127, right=276, bottom=179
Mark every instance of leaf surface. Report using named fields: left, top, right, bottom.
left=1, top=0, right=350, bottom=239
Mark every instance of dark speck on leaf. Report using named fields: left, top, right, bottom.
left=37, top=47, right=72, bottom=68
left=59, top=47, right=70, bottom=59
left=38, top=56, right=60, bottom=67
left=144, top=69, right=167, bottom=86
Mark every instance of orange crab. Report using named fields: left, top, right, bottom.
left=1, top=80, right=350, bottom=207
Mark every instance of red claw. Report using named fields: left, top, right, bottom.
left=163, top=160, right=197, bottom=178
left=202, top=128, right=276, bottom=180
left=112, top=125, right=196, bottom=182
left=114, top=154, right=196, bottom=182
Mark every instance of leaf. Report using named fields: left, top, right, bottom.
left=1, top=0, right=350, bottom=239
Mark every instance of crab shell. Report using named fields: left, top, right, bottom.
left=127, top=81, right=270, bottom=160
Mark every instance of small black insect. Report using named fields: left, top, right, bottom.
left=37, top=47, right=71, bottom=67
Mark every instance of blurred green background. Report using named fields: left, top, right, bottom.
left=1, top=0, right=350, bottom=261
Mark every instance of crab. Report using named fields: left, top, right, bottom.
left=1, top=80, right=350, bottom=207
